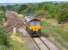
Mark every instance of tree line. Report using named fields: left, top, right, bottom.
left=0, top=2, right=68, bottom=23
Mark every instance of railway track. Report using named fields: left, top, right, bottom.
left=40, top=37, right=60, bottom=50
left=33, top=37, right=49, bottom=50
left=18, top=28, right=60, bottom=50
left=32, top=37, right=60, bottom=50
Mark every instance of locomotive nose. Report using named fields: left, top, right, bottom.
left=31, top=26, right=41, bottom=31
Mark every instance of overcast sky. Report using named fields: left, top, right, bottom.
left=0, top=0, right=68, bottom=3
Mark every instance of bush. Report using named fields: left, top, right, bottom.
left=0, top=26, right=9, bottom=47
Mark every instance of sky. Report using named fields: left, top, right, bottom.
left=0, top=0, right=68, bottom=3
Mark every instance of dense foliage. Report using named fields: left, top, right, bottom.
left=0, top=26, right=9, bottom=47
left=0, top=2, right=68, bottom=23
left=0, top=5, right=6, bottom=22
left=4, top=2, right=68, bottom=23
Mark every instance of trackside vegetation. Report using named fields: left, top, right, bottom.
left=41, top=19, right=68, bottom=50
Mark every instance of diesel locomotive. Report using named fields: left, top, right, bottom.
left=26, top=18, right=41, bottom=37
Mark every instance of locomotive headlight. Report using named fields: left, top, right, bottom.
left=30, top=27, right=32, bottom=29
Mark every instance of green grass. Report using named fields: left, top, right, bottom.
left=0, top=33, right=30, bottom=50
left=8, top=39, right=29, bottom=50
left=0, top=39, right=29, bottom=50
left=41, top=19, right=68, bottom=49
left=7, top=32, right=31, bottom=50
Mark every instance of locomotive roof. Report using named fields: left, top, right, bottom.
left=29, top=18, right=40, bottom=22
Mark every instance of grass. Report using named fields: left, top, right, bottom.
left=8, top=32, right=30, bottom=50
left=41, top=19, right=68, bottom=49
left=8, top=39, right=29, bottom=50
left=0, top=32, right=30, bottom=50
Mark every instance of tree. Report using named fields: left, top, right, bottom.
left=0, top=26, right=9, bottom=47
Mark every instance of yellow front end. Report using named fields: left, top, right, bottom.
left=30, top=26, right=41, bottom=31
